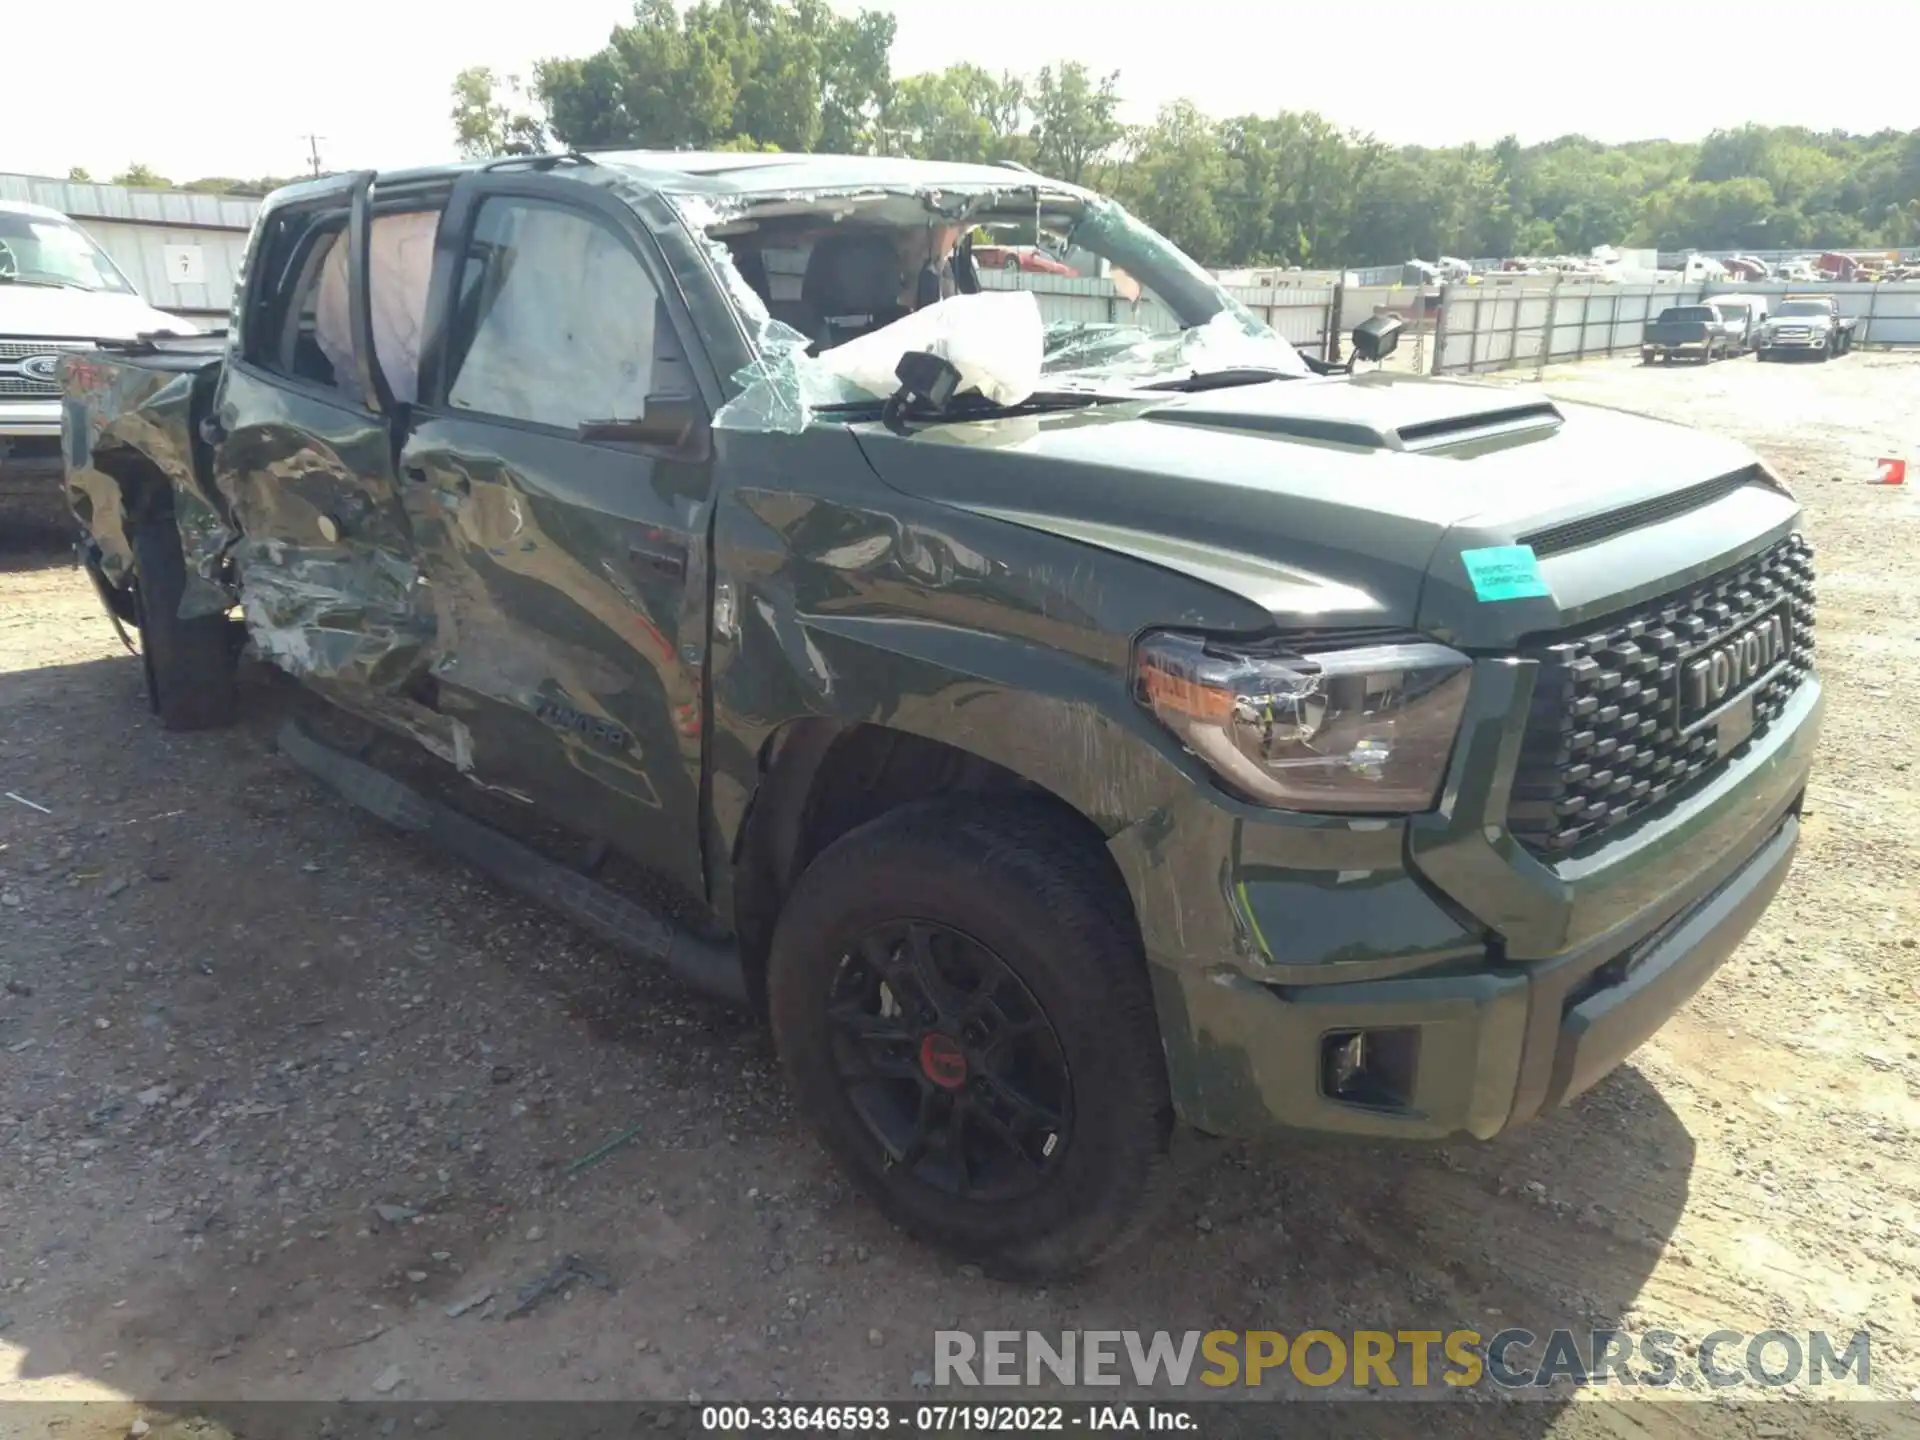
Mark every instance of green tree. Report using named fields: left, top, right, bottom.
left=456, top=24, right=1920, bottom=262
left=451, top=66, right=548, bottom=158
left=112, top=164, right=172, bottom=190
left=1113, top=101, right=1231, bottom=264
left=1218, top=111, right=1383, bottom=265
left=816, top=3, right=897, bottom=152
left=67, top=166, right=93, bottom=182
left=535, top=0, right=892, bottom=154
left=181, top=176, right=303, bottom=197
left=882, top=65, right=1027, bottom=163
left=1028, top=63, right=1122, bottom=186
left=1633, top=176, right=1778, bottom=251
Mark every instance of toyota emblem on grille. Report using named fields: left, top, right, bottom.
left=1681, top=606, right=1790, bottom=725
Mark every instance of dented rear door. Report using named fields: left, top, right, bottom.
left=211, top=172, right=452, bottom=749
left=394, top=171, right=717, bottom=899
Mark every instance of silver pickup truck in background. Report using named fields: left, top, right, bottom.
left=1755, top=294, right=1858, bottom=362
left=1, top=198, right=195, bottom=530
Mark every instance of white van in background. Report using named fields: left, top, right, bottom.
left=1707, top=292, right=1771, bottom=351
left=1, top=199, right=196, bottom=517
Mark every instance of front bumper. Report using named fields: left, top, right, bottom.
left=1111, top=665, right=1823, bottom=1143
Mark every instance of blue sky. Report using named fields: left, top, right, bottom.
left=9, top=0, right=1917, bottom=182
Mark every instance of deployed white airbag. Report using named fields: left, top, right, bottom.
left=314, top=210, right=437, bottom=405
left=807, top=290, right=1044, bottom=407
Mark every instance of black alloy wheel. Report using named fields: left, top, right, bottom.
left=825, top=919, right=1072, bottom=1203
left=767, top=798, right=1174, bottom=1280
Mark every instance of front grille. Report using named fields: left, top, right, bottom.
left=1506, top=534, right=1816, bottom=856
left=1521, top=468, right=1761, bottom=558
left=0, top=339, right=94, bottom=398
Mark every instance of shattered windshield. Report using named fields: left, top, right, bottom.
left=667, top=181, right=1304, bottom=431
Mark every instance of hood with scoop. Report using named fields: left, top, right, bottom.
left=848, top=371, right=1799, bottom=650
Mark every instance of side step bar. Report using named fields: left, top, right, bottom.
left=277, top=718, right=747, bottom=1006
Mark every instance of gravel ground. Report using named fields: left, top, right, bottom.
left=2, top=350, right=1918, bottom=1435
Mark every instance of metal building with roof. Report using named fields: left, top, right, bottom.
left=0, top=173, right=262, bottom=326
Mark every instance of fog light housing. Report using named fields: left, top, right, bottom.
left=1319, top=1027, right=1421, bottom=1110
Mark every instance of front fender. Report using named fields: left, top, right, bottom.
left=705, top=429, right=1274, bottom=866
left=762, top=611, right=1197, bottom=828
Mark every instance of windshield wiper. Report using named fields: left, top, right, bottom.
left=0, top=275, right=84, bottom=290
left=1138, top=366, right=1300, bottom=392
left=815, top=389, right=1116, bottom=421
left=816, top=351, right=1129, bottom=433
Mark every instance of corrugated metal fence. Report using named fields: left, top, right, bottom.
left=979, top=268, right=1338, bottom=352
left=1429, top=278, right=1920, bottom=375
left=1433, top=283, right=1702, bottom=374
left=1709, top=282, right=1920, bottom=347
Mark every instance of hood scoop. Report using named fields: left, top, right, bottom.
left=1393, top=400, right=1562, bottom=452
left=1142, top=379, right=1563, bottom=456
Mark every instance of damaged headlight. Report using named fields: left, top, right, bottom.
left=1133, top=632, right=1472, bottom=812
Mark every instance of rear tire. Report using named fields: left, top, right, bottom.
left=131, top=519, right=238, bottom=731
left=767, top=798, right=1173, bottom=1281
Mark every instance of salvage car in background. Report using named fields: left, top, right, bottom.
left=60, top=151, right=1821, bottom=1279
left=1705, top=293, right=1770, bottom=351
left=970, top=242, right=1078, bottom=276
left=0, top=199, right=193, bottom=518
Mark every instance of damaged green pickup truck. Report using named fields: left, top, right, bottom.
left=61, top=152, right=1822, bottom=1279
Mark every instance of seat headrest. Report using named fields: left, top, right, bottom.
left=803, top=232, right=907, bottom=321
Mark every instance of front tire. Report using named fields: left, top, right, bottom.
left=131, top=519, right=238, bottom=731
left=768, top=798, right=1173, bottom=1281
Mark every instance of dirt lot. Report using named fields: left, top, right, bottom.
left=2, top=350, right=1918, bottom=1433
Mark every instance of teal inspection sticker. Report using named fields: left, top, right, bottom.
left=1460, top=544, right=1552, bottom=601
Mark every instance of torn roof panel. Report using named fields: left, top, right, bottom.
left=594, top=151, right=1083, bottom=200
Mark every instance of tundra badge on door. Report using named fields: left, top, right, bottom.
left=534, top=694, right=633, bottom=751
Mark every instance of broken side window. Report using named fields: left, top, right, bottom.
left=246, top=206, right=439, bottom=405
left=313, top=208, right=439, bottom=406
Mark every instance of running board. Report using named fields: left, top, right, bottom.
left=276, top=717, right=747, bottom=1006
